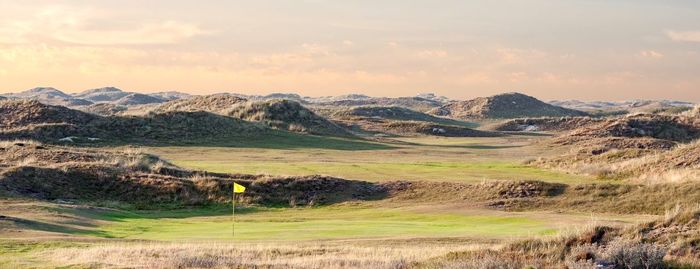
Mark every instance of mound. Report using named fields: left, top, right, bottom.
left=315, top=97, right=443, bottom=112
left=262, top=93, right=304, bottom=102
left=330, top=106, right=457, bottom=123
left=309, top=94, right=372, bottom=103
left=109, top=111, right=269, bottom=143
left=113, top=93, right=166, bottom=106
left=148, top=91, right=192, bottom=101
left=3, top=87, right=93, bottom=107
left=73, top=87, right=180, bottom=105
left=72, top=87, right=130, bottom=103
left=430, top=92, right=587, bottom=119
left=0, top=100, right=269, bottom=144
left=552, top=99, right=696, bottom=114
left=533, top=114, right=700, bottom=180
left=0, top=100, right=99, bottom=128
left=154, top=94, right=248, bottom=114
left=379, top=121, right=498, bottom=137
left=383, top=180, right=565, bottom=204
left=535, top=137, right=677, bottom=178
left=228, top=99, right=351, bottom=136
left=78, top=103, right=128, bottom=116
left=609, top=141, right=700, bottom=179
left=690, top=106, right=700, bottom=118
left=0, top=143, right=388, bottom=207
left=561, top=114, right=700, bottom=143
left=493, top=117, right=601, bottom=132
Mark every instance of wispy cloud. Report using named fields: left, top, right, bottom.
left=666, top=30, right=700, bottom=43
left=0, top=5, right=209, bottom=45
left=639, top=50, right=664, bottom=59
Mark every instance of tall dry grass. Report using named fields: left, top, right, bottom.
left=41, top=241, right=491, bottom=269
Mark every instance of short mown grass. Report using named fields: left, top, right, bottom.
left=149, top=136, right=590, bottom=184
left=96, top=205, right=557, bottom=241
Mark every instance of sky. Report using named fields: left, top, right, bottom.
left=0, top=0, right=699, bottom=101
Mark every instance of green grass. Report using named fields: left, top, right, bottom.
left=0, top=240, right=86, bottom=269
left=96, top=205, right=557, bottom=241
left=172, top=160, right=587, bottom=183
left=97, top=130, right=393, bottom=151
left=148, top=136, right=590, bottom=184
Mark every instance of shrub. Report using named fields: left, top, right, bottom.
left=601, top=240, right=667, bottom=269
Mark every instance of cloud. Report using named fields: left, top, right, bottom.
left=666, top=30, right=700, bottom=43
left=53, top=21, right=209, bottom=45
left=416, top=49, right=448, bottom=58
left=496, top=48, right=547, bottom=64
left=0, top=5, right=209, bottom=45
left=639, top=50, right=664, bottom=59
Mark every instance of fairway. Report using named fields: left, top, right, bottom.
left=148, top=136, right=590, bottom=184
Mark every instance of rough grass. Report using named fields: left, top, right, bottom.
left=3, top=240, right=489, bottom=269
left=172, top=160, right=588, bottom=184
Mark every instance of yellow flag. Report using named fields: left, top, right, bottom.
left=233, top=182, right=246, bottom=193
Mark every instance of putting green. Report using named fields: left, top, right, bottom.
left=98, top=206, right=558, bottom=241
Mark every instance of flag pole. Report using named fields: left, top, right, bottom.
left=231, top=182, right=245, bottom=240
left=231, top=191, right=236, bottom=237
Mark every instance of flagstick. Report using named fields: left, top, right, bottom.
left=232, top=192, right=236, bottom=238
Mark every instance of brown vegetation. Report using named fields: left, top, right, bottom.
left=153, top=94, right=247, bottom=114
left=430, top=92, right=587, bottom=119
left=532, top=113, right=700, bottom=182
left=0, top=99, right=270, bottom=144
left=227, top=99, right=351, bottom=136
left=493, top=116, right=602, bottom=132
left=420, top=206, right=700, bottom=268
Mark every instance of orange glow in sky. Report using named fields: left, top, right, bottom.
left=1, top=1, right=699, bottom=101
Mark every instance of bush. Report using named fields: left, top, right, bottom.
left=602, top=240, right=667, bottom=269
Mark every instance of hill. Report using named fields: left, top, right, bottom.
left=72, top=87, right=130, bottom=103
left=551, top=99, right=696, bottom=114
left=149, top=91, right=192, bottom=101
left=113, top=93, right=166, bottom=106
left=0, top=99, right=99, bottom=128
left=154, top=94, right=248, bottom=114
left=313, top=97, right=443, bottom=112
left=324, top=105, right=491, bottom=137
left=228, top=99, right=351, bottom=136
left=0, top=99, right=268, bottom=144
left=373, top=121, right=499, bottom=137
left=2, top=87, right=92, bottom=106
left=690, top=106, right=700, bottom=117
left=328, top=106, right=468, bottom=125
left=492, top=117, right=602, bottom=132
left=78, top=103, right=128, bottom=116
left=430, top=92, right=588, bottom=119
left=154, top=95, right=350, bottom=136
left=73, top=87, right=167, bottom=106
left=533, top=113, right=700, bottom=180
left=559, top=114, right=700, bottom=143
